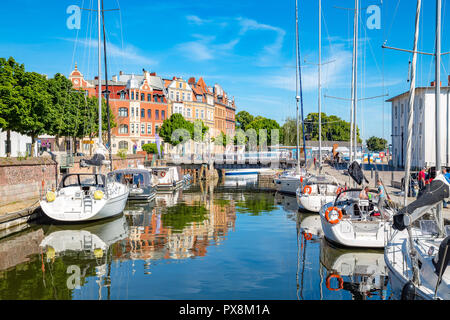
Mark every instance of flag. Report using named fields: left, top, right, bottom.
left=155, top=133, right=162, bottom=158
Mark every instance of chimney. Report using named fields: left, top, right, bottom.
left=94, top=76, right=99, bottom=80
left=188, top=77, right=196, bottom=84
left=173, top=76, right=177, bottom=80
left=119, top=71, right=123, bottom=76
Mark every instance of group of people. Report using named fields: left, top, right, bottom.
left=359, top=180, right=387, bottom=216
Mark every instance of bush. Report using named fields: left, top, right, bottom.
left=142, top=143, right=159, bottom=154
left=117, top=149, right=127, bottom=159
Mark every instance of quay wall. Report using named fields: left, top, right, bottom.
left=0, top=158, right=58, bottom=206
left=67, top=154, right=147, bottom=174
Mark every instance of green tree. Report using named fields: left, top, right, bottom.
left=366, top=136, right=387, bottom=152
left=0, top=57, right=26, bottom=156
left=281, top=117, right=305, bottom=146
left=235, top=111, right=254, bottom=130
left=159, top=114, right=208, bottom=146
left=246, top=117, right=282, bottom=148
left=142, top=143, right=160, bottom=154
left=304, top=112, right=361, bottom=143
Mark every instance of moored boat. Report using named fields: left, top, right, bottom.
left=111, top=168, right=157, bottom=201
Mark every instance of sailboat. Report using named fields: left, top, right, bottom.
left=384, top=0, right=450, bottom=300
left=40, top=0, right=129, bottom=222
left=275, top=0, right=309, bottom=195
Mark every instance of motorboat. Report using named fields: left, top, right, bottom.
left=274, top=168, right=309, bottom=195
left=385, top=175, right=450, bottom=300
left=152, top=167, right=184, bottom=192
left=320, top=239, right=389, bottom=300
left=111, top=168, right=157, bottom=201
left=40, top=170, right=129, bottom=222
left=296, top=174, right=341, bottom=212
left=319, top=188, right=394, bottom=248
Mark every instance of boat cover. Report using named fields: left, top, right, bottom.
left=433, top=236, right=450, bottom=276
left=393, top=176, right=450, bottom=231
left=348, top=161, right=369, bottom=186
left=80, top=153, right=106, bottom=168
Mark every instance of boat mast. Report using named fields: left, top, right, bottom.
left=403, top=0, right=421, bottom=208
left=295, top=0, right=301, bottom=172
left=318, top=0, right=322, bottom=172
left=351, top=0, right=359, bottom=163
left=435, top=0, right=444, bottom=236
left=97, top=0, right=102, bottom=147
left=101, top=0, right=113, bottom=171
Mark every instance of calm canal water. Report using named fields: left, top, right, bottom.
left=0, top=177, right=393, bottom=300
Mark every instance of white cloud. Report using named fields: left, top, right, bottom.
left=186, top=15, right=211, bottom=25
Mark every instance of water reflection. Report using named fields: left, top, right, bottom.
left=0, top=180, right=394, bottom=300
left=319, top=239, right=389, bottom=300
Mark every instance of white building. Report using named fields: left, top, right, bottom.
left=0, top=130, right=32, bottom=157
left=388, top=80, right=450, bottom=169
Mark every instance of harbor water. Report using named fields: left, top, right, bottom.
left=0, top=177, right=393, bottom=300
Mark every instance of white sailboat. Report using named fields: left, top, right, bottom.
left=296, top=174, right=341, bottom=212
left=384, top=0, right=450, bottom=300
left=319, top=188, right=394, bottom=248
left=275, top=0, right=309, bottom=195
left=40, top=0, right=129, bottom=222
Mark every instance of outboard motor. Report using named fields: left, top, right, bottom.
left=433, top=236, right=450, bottom=277
left=348, top=161, right=369, bottom=186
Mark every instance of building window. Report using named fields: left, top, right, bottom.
left=141, top=124, right=145, bottom=134
left=119, top=124, right=128, bottom=134
left=147, top=123, right=152, bottom=134
left=196, top=109, right=199, bottom=119
left=170, top=91, right=174, bottom=100
left=162, top=110, right=165, bottom=120
left=120, top=92, right=125, bottom=100
left=201, top=110, right=204, bottom=119
left=141, top=93, right=144, bottom=101
left=155, top=125, right=159, bottom=133
left=182, top=92, right=185, bottom=101
left=131, top=91, right=134, bottom=100
left=147, top=94, right=151, bottom=102
left=119, top=141, right=128, bottom=149
left=176, top=92, right=179, bottom=102
left=156, top=110, right=160, bottom=120
left=141, top=108, right=145, bottom=118
left=187, top=108, right=191, bottom=118
left=179, top=83, right=182, bottom=89
left=148, top=109, right=152, bottom=119
left=188, top=93, right=191, bottom=101
left=118, top=108, right=128, bottom=117
left=160, top=96, right=164, bottom=103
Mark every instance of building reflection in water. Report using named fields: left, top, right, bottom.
left=118, top=180, right=237, bottom=273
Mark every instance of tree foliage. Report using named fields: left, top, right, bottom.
left=366, top=136, right=387, bottom=152
left=235, top=111, right=254, bottom=130
left=142, top=143, right=160, bottom=154
left=159, top=113, right=209, bottom=146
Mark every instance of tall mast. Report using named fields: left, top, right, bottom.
left=318, top=0, right=322, bottom=171
left=101, top=0, right=113, bottom=170
left=297, top=0, right=308, bottom=168
left=403, top=0, right=422, bottom=208
left=435, top=0, right=444, bottom=236
left=352, top=0, right=359, bottom=162
left=295, top=0, right=300, bottom=171
left=97, top=0, right=102, bottom=146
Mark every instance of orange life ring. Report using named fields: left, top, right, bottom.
left=324, top=206, right=343, bottom=225
left=303, top=185, right=312, bottom=195
left=326, top=273, right=344, bottom=291
left=304, top=233, right=313, bottom=241
left=161, top=171, right=166, bottom=178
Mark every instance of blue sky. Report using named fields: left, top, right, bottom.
left=0, top=0, right=449, bottom=143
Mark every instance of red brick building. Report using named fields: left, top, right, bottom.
left=69, top=66, right=168, bottom=154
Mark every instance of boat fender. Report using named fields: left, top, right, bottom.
left=94, top=190, right=104, bottom=200
left=304, top=233, right=313, bottom=241
left=46, top=191, right=56, bottom=202
left=401, top=281, right=416, bottom=300
left=161, top=171, right=166, bottom=178
left=326, top=273, right=344, bottom=291
left=325, top=207, right=343, bottom=225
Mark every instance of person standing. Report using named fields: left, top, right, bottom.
left=418, top=167, right=426, bottom=190
left=377, top=179, right=387, bottom=217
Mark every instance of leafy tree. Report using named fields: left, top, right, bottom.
left=213, top=132, right=233, bottom=147
left=366, top=136, right=387, bottom=152
left=142, top=143, right=159, bottom=154
left=246, top=117, right=282, bottom=148
left=0, top=57, right=26, bottom=156
left=159, top=114, right=208, bottom=146
left=235, top=111, right=254, bottom=130
left=281, top=117, right=305, bottom=146
left=304, top=112, right=362, bottom=143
